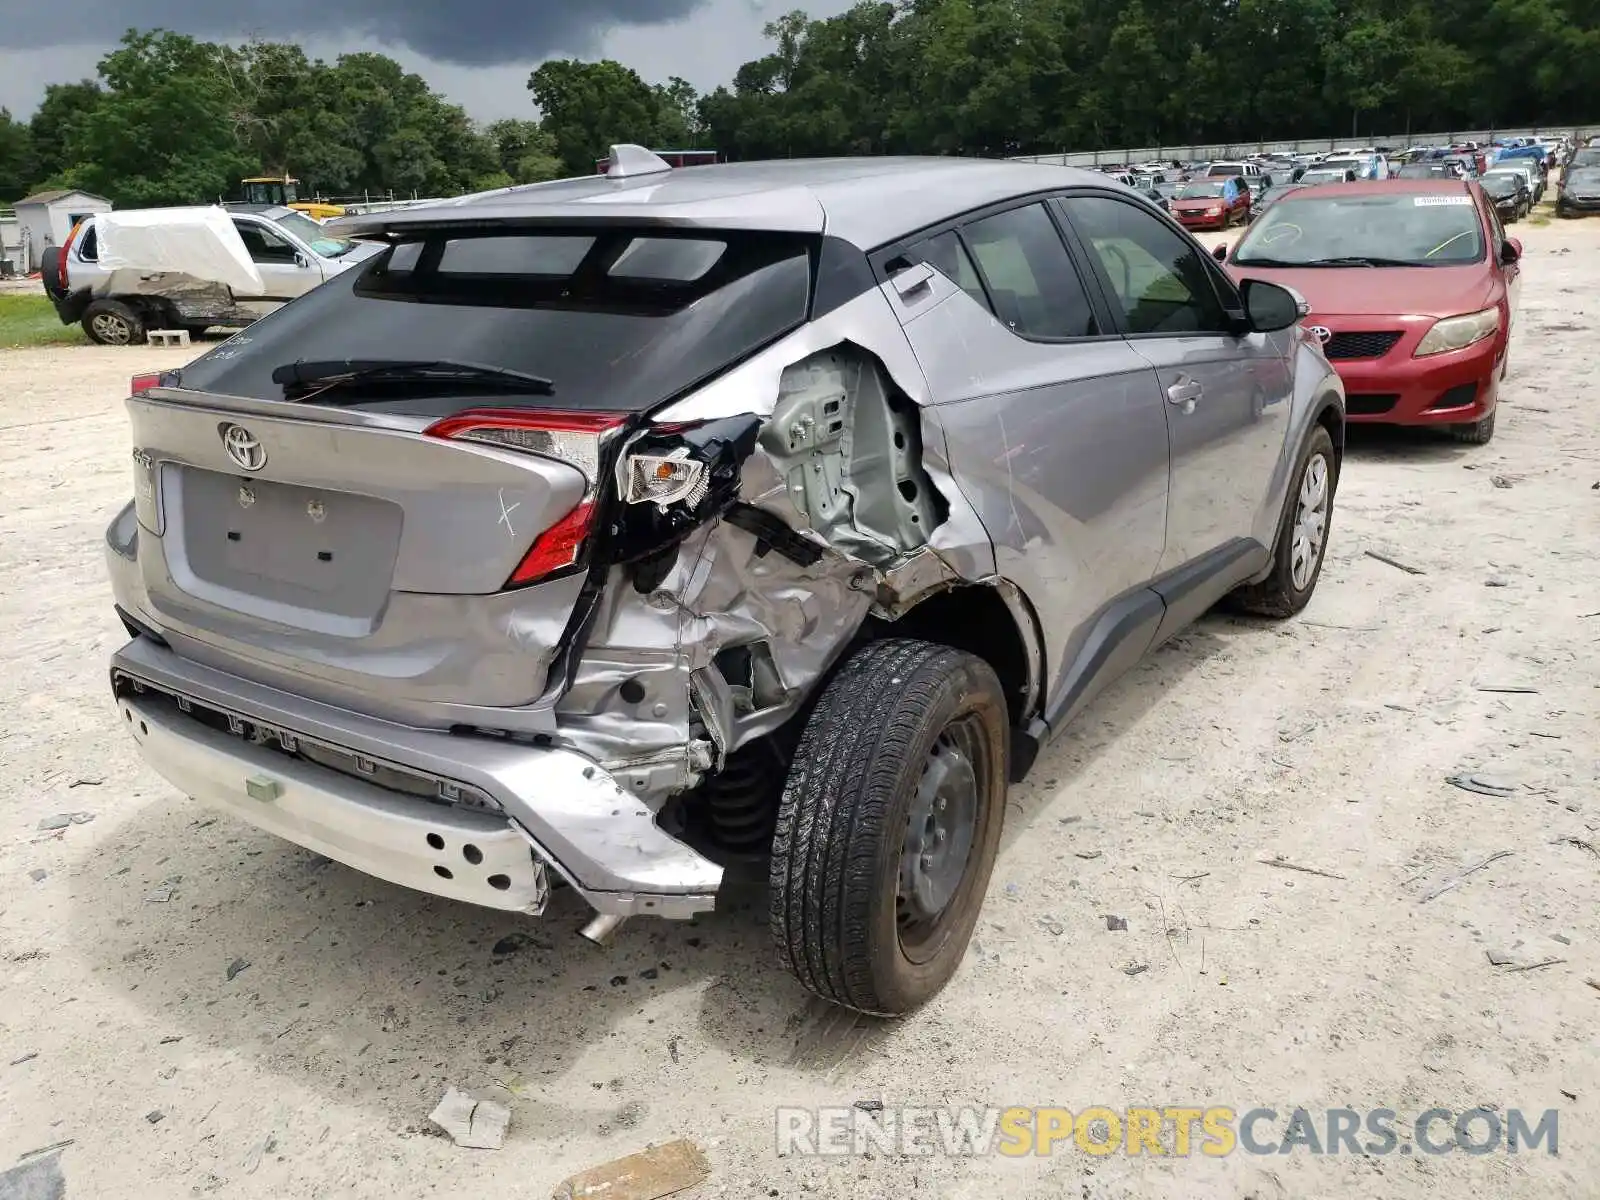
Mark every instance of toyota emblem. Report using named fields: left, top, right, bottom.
left=1306, top=325, right=1333, bottom=345
left=221, top=423, right=266, bottom=471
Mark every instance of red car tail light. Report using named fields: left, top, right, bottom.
left=504, top=499, right=598, bottom=584
left=130, top=373, right=162, bottom=394
left=57, top=222, right=82, bottom=293
left=424, top=408, right=629, bottom=586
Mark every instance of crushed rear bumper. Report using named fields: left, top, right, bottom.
left=111, top=635, right=723, bottom=919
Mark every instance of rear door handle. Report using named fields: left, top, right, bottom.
left=1167, top=380, right=1203, bottom=408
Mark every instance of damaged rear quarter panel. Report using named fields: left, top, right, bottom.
left=556, top=285, right=1009, bottom=804
left=652, top=282, right=998, bottom=585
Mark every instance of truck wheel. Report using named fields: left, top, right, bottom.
left=82, top=300, right=145, bottom=346
left=769, top=639, right=1009, bottom=1015
left=1228, top=424, right=1338, bottom=618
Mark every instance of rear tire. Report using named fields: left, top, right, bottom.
left=81, top=299, right=145, bottom=346
left=769, top=639, right=1008, bottom=1015
left=1229, top=424, right=1337, bottom=618
left=1449, top=409, right=1496, bottom=445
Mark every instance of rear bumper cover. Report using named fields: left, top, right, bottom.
left=47, top=283, right=93, bottom=326
left=121, top=693, right=554, bottom=914
left=112, top=635, right=722, bottom=918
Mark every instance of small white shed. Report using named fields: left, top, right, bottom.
left=14, top=189, right=113, bottom=271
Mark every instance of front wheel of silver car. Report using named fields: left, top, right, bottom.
left=1228, top=423, right=1338, bottom=619
left=769, top=639, right=1008, bottom=1016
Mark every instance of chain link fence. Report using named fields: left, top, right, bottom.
left=1010, top=127, right=1599, bottom=168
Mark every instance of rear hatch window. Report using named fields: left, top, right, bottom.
left=176, top=226, right=816, bottom=415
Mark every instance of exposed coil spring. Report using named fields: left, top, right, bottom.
left=702, top=746, right=780, bottom=853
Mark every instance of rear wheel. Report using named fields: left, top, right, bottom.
left=81, top=299, right=145, bottom=346
left=1450, top=409, right=1496, bottom=445
left=1229, top=424, right=1337, bottom=618
left=769, top=639, right=1008, bottom=1015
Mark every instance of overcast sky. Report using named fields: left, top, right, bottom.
left=0, top=0, right=857, bottom=120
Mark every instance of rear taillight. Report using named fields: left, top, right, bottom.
left=130, top=373, right=162, bottom=394
left=58, top=221, right=84, bottom=291
left=505, top=500, right=597, bottom=584
left=424, top=409, right=629, bottom=586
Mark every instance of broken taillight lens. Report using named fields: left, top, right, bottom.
left=424, top=408, right=629, bottom=587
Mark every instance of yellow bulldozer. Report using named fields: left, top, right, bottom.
left=238, top=176, right=345, bottom=221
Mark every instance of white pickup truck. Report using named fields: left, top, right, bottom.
left=42, top=203, right=382, bottom=345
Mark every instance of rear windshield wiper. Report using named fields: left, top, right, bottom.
left=270, top=359, right=555, bottom=397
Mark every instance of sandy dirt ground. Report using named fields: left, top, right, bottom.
left=0, top=218, right=1596, bottom=1200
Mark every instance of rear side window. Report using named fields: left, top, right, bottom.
left=959, top=204, right=1100, bottom=339
left=905, top=230, right=988, bottom=308
left=76, top=224, right=98, bottom=261
left=176, top=227, right=816, bottom=414
left=434, top=235, right=592, bottom=275
left=608, top=237, right=726, bottom=281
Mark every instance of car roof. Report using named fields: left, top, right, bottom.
left=224, top=202, right=296, bottom=219
left=1275, top=179, right=1474, bottom=199
left=328, top=156, right=1111, bottom=248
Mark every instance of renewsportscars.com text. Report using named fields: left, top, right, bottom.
left=775, top=1105, right=1559, bottom=1158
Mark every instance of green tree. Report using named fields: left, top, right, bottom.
left=653, top=77, right=702, bottom=147
left=66, top=30, right=254, bottom=206
left=27, top=81, right=102, bottom=184
left=0, top=109, right=36, bottom=201
left=319, top=52, right=500, bottom=196
left=528, top=59, right=684, bottom=173
left=220, top=40, right=365, bottom=195
left=12, top=5, right=1600, bottom=207
left=485, top=119, right=564, bottom=184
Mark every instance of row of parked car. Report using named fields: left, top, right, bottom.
left=1098, top=131, right=1599, bottom=233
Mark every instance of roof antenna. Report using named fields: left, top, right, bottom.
left=606, top=144, right=673, bottom=179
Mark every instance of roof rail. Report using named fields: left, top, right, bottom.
left=606, top=144, right=674, bottom=179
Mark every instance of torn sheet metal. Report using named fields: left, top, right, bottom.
left=556, top=497, right=871, bottom=799
left=101, top=271, right=260, bottom=325
left=556, top=329, right=1019, bottom=802
left=96, top=206, right=264, bottom=296
left=652, top=287, right=998, bottom=583
left=761, top=347, right=939, bottom=567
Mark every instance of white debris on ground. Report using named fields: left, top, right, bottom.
left=0, top=219, right=1595, bottom=1198
left=427, top=1088, right=510, bottom=1150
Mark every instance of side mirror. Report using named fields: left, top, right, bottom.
left=1212, top=243, right=1229, bottom=262
left=1239, top=278, right=1303, bottom=332
left=294, top=252, right=311, bottom=268
left=1500, top=239, right=1521, bottom=265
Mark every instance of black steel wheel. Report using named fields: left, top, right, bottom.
left=769, top=639, right=1008, bottom=1015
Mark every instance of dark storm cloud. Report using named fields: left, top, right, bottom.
left=3, top=0, right=711, bottom=65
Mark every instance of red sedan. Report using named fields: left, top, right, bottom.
left=1215, top=179, right=1520, bottom=444
left=1170, top=177, right=1251, bottom=230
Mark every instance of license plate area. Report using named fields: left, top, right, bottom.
left=171, top=465, right=402, bottom=621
